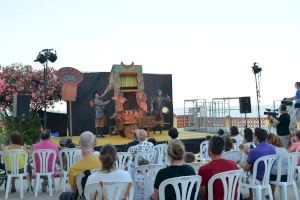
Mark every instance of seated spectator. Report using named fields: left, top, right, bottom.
left=240, top=128, right=255, bottom=164
left=168, top=127, right=179, bottom=141
left=198, top=136, right=238, bottom=200
left=290, top=131, right=300, bottom=152
left=125, top=130, right=139, bottom=151
left=148, top=138, right=157, bottom=146
left=241, top=128, right=276, bottom=181
left=224, top=136, right=234, bottom=152
left=68, top=131, right=102, bottom=193
left=230, top=126, right=243, bottom=146
left=32, top=129, right=59, bottom=192
left=267, top=133, right=289, bottom=195
left=154, top=140, right=195, bottom=200
left=184, top=152, right=196, bottom=163
left=128, top=129, right=155, bottom=157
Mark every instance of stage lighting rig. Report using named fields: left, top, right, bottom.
left=252, top=62, right=262, bottom=74
left=251, top=62, right=262, bottom=127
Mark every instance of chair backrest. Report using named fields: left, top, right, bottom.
left=32, top=149, right=57, bottom=174
left=132, top=164, right=165, bottom=199
left=116, top=152, right=132, bottom=171
left=76, top=172, right=86, bottom=198
left=2, top=150, right=28, bottom=175
left=159, top=175, right=201, bottom=200
left=59, top=148, right=81, bottom=172
left=133, top=150, right=157, bottom=166
left=155, top=144, right=168, bottom=164
left=250, top=154, right=276, bottom=185
left=275, top=152, right=300, bottom=183
left=208, top=170, right=241, bottom=200
left=223, top=151, right=243, bottom=163
left=84, top=182, right=134, bottom=200
left=186, top=162, right=206, bottom=174
left=199, top=141, right=210, bottom=161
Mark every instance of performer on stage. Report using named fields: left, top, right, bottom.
left=151, top=89, right=171, bottom=133
left=89, top=91, right=110, bottom=137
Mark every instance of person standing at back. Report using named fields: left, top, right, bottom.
left=198, top=136, right=238, bottom=200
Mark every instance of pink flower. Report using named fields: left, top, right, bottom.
left=5, top=96, right=11, bottom=101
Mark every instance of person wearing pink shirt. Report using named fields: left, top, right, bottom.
left=289, top=131, right=300, bottom=165
left=32, top=129, right=59, bottom=192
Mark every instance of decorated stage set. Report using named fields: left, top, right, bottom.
left=49, top=63, right=174, bottom=139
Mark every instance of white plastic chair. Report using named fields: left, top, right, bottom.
left=186, top=162, right=206, bottom=174
left=2, top=150, right=28, bottom=199
left=133, top=150, right=157, bottom=167
left=116, top=152, right=132, bottom=171
left=32, top=149, right=57, bottom=197
left=199, top=141, right=210, bottom=161
left=270, top=153, right=300, bottom=200
left=158, top=175, right=201, bottom=200
left=223, top=150, right=243, bottom=163
left=208, top=170, right=241, bottom=200
left=155, top=144, right=168, bottom=164
left=240, top=154, right=276, bottom=200
left=132, top=164, right=165, bottom=200
left=59, top=148, right=81, bottom=192
left=84, top=182, right=134, bottom=200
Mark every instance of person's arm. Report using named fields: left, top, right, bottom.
left=199, top=186, right=206, bottom=200
left=240, top=162, right=252, bottom=171
left=271, top=116, right=280, bottom=126
left=153, top=189, right=159, bottom=200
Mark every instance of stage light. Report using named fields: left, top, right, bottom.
left=48, top=50, right=57, bottom=62
left=34, top=52, right=47, bottom=64
left=252, top=62, right=262, bottom=74
left=34, top=49, right=57, bottom=64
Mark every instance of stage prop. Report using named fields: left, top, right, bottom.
left=65, top=64, right=173, bottom=137
left=57, top=67, right=83, bottom=138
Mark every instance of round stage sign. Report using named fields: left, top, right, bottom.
left=57, top=67, right=83, bottom=84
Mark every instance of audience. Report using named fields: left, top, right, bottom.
left=85, top=144, right=132, bottom=199
left=148, top=138, right=157, bottom=146
left=184, top=152, right=196, bottom=163
left=267, top=133, right=289, bottom=195
left=154, top=140, right=195, bottom=200
left=230, top=126, right=243, bottom=146
left=224, top=136, right=234, bottom=152
left=198, top=136, right=238, bottom=200
left=168, top=127, right=179, bottom=141
left=239, top=128, right=255, bottom=164
left=128, top=129, right=155, bottom=157
left=67, top=131, right=102, bottom=193
left=32, top=129, right=59, bottom=192
left=289, top=131, right=300, bottom=152
left=125, top=130, right=139, bottom=151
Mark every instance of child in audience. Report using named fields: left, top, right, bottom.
left=224, top=136, right=234, bottom=152
left=239, top=128, right=255, bottom=164
left=290, top=131, right=300, bottom=152
left=230, top=126, right=243, bottom=146
left=184, top=152, right=196, bottom=163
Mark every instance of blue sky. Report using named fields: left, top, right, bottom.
left=1, top=0, right=299, bottom=108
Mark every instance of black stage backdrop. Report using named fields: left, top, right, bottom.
left=62, top=72, right=173, bottom=136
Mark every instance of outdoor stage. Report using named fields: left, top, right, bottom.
left=51, top=131, right=213, bottom=153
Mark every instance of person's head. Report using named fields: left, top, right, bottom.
left=168, top=127, right=179, bottom=139
left=230, top=126, right=239, bottom=136
left=167, top=139, right=185, bottom=162
left=157, top=89, right=162, bottom=96
left=136, top=129, right=148, bottom=142
left=10, top=132, right=23, bottom=145
left=295, top=82, right=300, bottom=89
left=205, top=135, right=212, bottom=141
left=79, top=131, right=96, bottom=150
left=254, top=128, right=268, bottom=143
left=100, top=144, right=117, bottom=172
left=243, top=128, right=254, bottom=143
left=41, top=129, right=51, bottom=140
left=208, top=136, right=225, bottom=157
left=138, top=158, right=150, bottom=166
left=217, top=129, right=225, bottom=136
left=184, top=152, right=195, bottom=163
left=224, top=136, right=233, bottom=152
left=280, top=104, right=287, bottom=113
left=295, top=131, right=300, bottom=142
left=267, top=133, right=283, bottom=147
left=94, top=91, right=100, bottom=98
left=148, top=138, right=157, bottom=146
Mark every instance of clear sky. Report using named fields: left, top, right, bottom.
left=0, top=0, right=299, bottom=108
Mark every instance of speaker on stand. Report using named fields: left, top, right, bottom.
left=13, top=93, right=31, bottom=117
left=239, top=97, right=252, bottom=128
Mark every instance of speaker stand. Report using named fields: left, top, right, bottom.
left=244, top=113, right=248, bottom=128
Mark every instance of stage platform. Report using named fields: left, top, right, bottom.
left=51, top=131, right=213, bottom=153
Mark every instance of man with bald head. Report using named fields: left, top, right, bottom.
left=128, top=129, right=155, bottom=157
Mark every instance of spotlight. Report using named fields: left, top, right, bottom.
left=48, top=50, right=57, bottom=62
left=34, top=52, right=47, bottom=64
left=252, top=62, right=262, bottom=74
left=34, top=49, right=57, bottom=64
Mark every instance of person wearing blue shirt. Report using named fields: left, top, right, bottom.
left=288, top=82, right=300, bottom=108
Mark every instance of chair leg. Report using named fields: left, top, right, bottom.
left=34, top=174, right=40, bottom=198
left=48, top=174, right=53, bottom=197
left=293, top=182, right=300, bottom=200
left=61, top=173, right=67, bottom=192
left=5, top=175, right=12, bottom=199
left=280, top=185, right=288, bottom=200
left=19, top=175, right=24, bottom=199
left=256, top=188, right=262, bottom=200
left=267, top=185, right=274, bottom=200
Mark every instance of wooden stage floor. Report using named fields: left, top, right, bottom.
left=51, top=131, right=212, bottom=146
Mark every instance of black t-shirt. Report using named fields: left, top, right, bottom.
left=154, top=165, right=196, bottom=200
left=125, top=141, right=139, bottom=151
left=276, top=113, right=290, bottom=136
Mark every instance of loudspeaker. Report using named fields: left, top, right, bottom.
left=13, top=93, right=31, bottom=117
left=239, top=96, right=252, bottom=114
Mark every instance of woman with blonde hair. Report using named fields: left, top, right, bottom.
left=153, top=140, right=195, bottom=200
